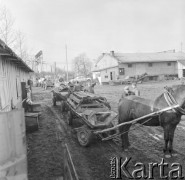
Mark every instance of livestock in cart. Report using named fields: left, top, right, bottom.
left=118, top=85, right=185, bottom=158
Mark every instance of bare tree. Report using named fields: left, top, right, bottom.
left=72, top=53, right=92, bottom=77
left=13, top=30, right=29, bottom=61
left=0, top=5, right=15, bottom=46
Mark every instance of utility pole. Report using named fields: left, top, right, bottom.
left=181, top=42, right=183, bottom=52
left=65, top=44, right=69, bottom=82
left=54, top=62, right=57, bottom=78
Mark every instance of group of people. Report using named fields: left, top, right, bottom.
left=36, top=78, right=47, bottom=89
left=121, top=83, right=140, bottom=99
left=68, top=81, right=96, bottom=94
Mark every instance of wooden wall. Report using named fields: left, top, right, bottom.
left=0, top=56, right=30, bottom=112
left=118, top=61, right=178, bottom=79
left=96, top=54, right=118, bottom=71
left=0, top=109, right=28, bottom=180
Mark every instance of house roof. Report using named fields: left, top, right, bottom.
left=178, top=60, right=185, bottom=66
left=0, top=39, right=33, bottom=72
left=114, top=52, right=185, bottom=63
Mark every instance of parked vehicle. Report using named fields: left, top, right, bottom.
left=70, top=76, right=91, bottom=83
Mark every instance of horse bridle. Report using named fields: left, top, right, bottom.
left=163, top=87, right=185, bottom=115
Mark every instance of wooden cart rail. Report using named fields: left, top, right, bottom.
left=94, top=104, right=180, bottom=135
left=63, top=144, right=79, bottom=180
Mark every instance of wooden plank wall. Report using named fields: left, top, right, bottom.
left=0, top=108, right=28, bottom=180
left=0, top=56, right=30, bottom=112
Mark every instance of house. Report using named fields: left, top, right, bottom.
left=93, top=51, right=185, bottom=83
left=0, top=39, right=33, bottom=180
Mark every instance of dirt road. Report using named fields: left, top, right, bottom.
left=27, top=81, right=185, bottom=180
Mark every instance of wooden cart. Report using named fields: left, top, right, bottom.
left=66, top=91, right=118, bottom=146
left=52, top=85, right=69, bottom=112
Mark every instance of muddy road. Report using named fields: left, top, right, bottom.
left=27, top=81, right=185, bottom=180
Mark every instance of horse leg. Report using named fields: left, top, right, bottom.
left=120, top=124, right=132, bottom=151
left=163, top=126, right=170, bottom=158
left=169, top=125, right=177, bottom=157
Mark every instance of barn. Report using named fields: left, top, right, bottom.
left=0, top=39, right=33, bottom=180
left=0, top=39, right=33, bottom=112
left=93, top=51, right=185, bottom=83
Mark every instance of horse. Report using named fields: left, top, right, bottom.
left=118, top=85, right=185, bottom=158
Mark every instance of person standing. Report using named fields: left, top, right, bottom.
left=131, top=83, right=140, bottom=96
left=27, top=78, right=33, bottom=91
left=121, top=86, right=131, bottom=98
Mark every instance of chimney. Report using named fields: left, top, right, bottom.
left=110, top=51, right=114, bottom=56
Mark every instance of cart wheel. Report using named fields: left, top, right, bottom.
left=77, top=125, right=93, bottom=147
left=66, top=111, right=73, bottom=126
left=53, top=97, right=56, bottom=106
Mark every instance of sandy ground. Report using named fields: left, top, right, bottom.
left=27, top=80, right=185, bottom=180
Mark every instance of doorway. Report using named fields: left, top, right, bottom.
left=110, top=71, right=115, bottom=80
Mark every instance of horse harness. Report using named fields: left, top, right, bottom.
left=163, top=87, right=185, bottom=115
left=150, top=87, right=185, bottom=127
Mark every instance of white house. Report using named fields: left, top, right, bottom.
left=93, top=51, right=185, bottom=83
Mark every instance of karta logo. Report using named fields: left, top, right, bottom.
left=110, top=157, right=184, bottom=179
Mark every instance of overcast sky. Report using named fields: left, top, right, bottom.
left=0, top=0, right=185, bottom=69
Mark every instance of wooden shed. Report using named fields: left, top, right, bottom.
left=0, top=39, right=33, bottom=180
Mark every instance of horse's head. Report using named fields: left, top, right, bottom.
left=170, top=85, right=185, bottom=108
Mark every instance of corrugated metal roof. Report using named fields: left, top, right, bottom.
left=114, top=52, right=185, bottom=63
left=0, top=39, right=33, bottom=72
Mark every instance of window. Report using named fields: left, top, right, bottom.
left=183, top=69, right=185, bottom=77
left=128, top=64, right=132, bottom=68
left=119, top=68, right=125, bottom=75
left=148, top=63, right=153, bottom=67
left=167, top=62, right=171, bottom=66
left=105, top=75, right=108, bottom=78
